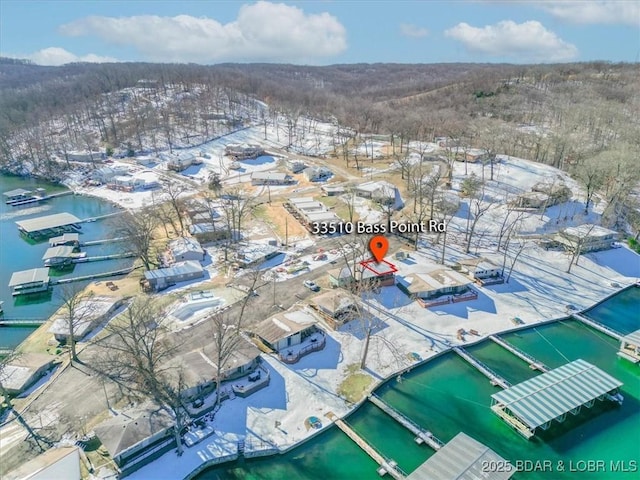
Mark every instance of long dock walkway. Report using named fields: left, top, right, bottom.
left=80, top=211, right=124, bottom=223
left=50, top=266, right=136, bottom=285
left=489, top=335, right=548, bottom=372
left=0, top=318, right=47, bottom=327
left=72, top=252, right=136, bottom=263
left=80, top=237, right=127, bottom=246
left=7, top=190, right=73, bottom=207
left=573, top=313, right=622, bottom=340
left=325, top=412, right=405, bottom=479
left=453, top=347, right=511, bottom=389
left=369, top=394, right=443, bottom=451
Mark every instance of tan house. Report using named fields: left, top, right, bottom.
left=397, top=269, right=471, bottom=300
left=310, top=289, right=359, bottom=329
left=555, top=224, right=619, bottom=253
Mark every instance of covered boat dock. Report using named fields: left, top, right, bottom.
left=16, top=212, right=81, bottom=240
left=618, top=329, right=640, bottom=363
left=8, top=268, right=50, bottom=296
left=406, top=432, right=513, bottom=479
left=491, top=359, right=623, bottom=439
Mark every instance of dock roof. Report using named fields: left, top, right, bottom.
left=491, top=359, right=622, bottom=430
left=42, top=245, right=75, bottom=261
left=8, top=268, right=50, bottom=287
left=4, top=188, right=31, bottom=198
left=621, top=329, right=640, bottom=345
left=407, top=432, right=513, bottom=480
left=49, top=233, right=79, bottom=246
left=16, top=212, right=81, bottom=233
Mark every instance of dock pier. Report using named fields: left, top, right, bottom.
left=80, top=211, right=125, bottom=223
left=6, top=190, right=73, bottom=207
left=489, top=335, right=549, bottom=372
left=0, top=348, right=14, bottom=356
left=0, top=318, right=47, bottom=327
left=326, top=412, right=405, bottom=479
left=50, top=266, right=136, bottom=285
left=72, top=252, right=136, bottom=263
left=368, top=394, right=443, bottom=451
left=79, top=237, right=126, bottom=247
left=453, top=347, right=511, bottom=389
left=573, top=314, right=622, bottom=340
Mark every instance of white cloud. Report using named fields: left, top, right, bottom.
left=540, top=1, right=640, bottom=27
left=21, top=47, right=117, bottom=66
left=59, top=1, right=347, bottom=63
left=400, top=23, right=429, bottom=38
left=445, top=20, right=578, bottom=62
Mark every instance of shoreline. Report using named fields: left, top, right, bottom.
left=182, top=283, right=638, bottom=479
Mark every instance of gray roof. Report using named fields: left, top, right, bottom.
left=49, top=233, right=79, bottom=245
left=9, top=268, right=50, bottom=287
left=42, top=245, right=75, bottom=260
left=250, top=309, right=317, bottom=344
left=144, top=260, right=204, bottom=281
left=491, top=359, right=623, bottom=429
left=251, top=171, right=289, bottom=181
left=622, top=329, right=640, bottom=345
left=16, top=212, right=81, bottom=233
left=4, top=188, right=31, bottom=197
left=407, top=432, right=513, bottom=480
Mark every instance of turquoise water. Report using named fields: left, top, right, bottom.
left=199, top=289, right=640, bottom=480
left=584, top=287, right=640, bottom=335
left=0, top=174, right=130, bottom=348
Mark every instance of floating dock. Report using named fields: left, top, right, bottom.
left=453, top=347, right=511, bottom=388
left=489, top=335, right=548, bottom=372
left=16, top=212, right=81, bottom=240
left=49, top=266, right=136, bottom=285
left=0, top=318, right=47, bottom=327
left=6, top=190, right=73, bottom=207
left=80, top=236, right=127, bottom=247
left=71, top=252, right=136, bottom=264
left=369, top=394, right=443, bottom=450
left=573, top=313, right=622, bottom=340
left=326, top=412, right=405, bottom=479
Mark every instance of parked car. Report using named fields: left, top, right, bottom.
left=303, top=280, right=320, bottom=292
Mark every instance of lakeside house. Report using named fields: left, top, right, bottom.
left=287, top=159, right=307, bottom=173
left=303, top=166, right=333, bottom=182
left=327, top=260, right=397, bottom=290
left=142, top=261, right=205, bottom=292
left=166, top=152, right=200, bottom=172
left=66, top=150, right=105, bottom=163
left=456, top=257, right=504, bottom=285
left=310, top=289, right=359, bottom=330
left=91, top=165, right=130, bottom=184
left=225, top=144, right=264, bottom=160
left=48, top=296, right=124, bottom=342
left=555, top=224, right=619, bottom=253
left=0, top=353, right=56, bottom=396
left=4, top=446, right=81, bottom=480
left=234, top=243, right=280, bottom=268
left=397, top=269, right=472, bottom=300
left=250, top=171, right=294, bottom=186
left=248, top=309, right=325, bottom=363
left=94, top=403, right=175, bottom=476
left=354, top=180, right=402, bottom=208
left=168, top=337, right=262, bottom=403
left=166, top=236, right=205, bottom=264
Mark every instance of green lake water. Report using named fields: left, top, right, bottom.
left=198, top=287, right=640, bottom=480
left=0, top=174, right=130, bottom=349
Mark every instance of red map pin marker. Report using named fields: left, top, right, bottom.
left=369, top=235, right=389, bottom=263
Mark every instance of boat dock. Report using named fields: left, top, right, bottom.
left=0, top=318, right=47, bottom=327
left=0, top=348, right=14, bottom=356
left=49, top=266, right=136, bottom=285
left=573, top=313, right=622, bottom=340
left=71, top=252, right=136, bottom=263
left=6, top=190, right=73, bottom=207
left=80, top=237, right=126, bottom=246
left=80, top=211, right=125, bottom=223
left=489, top=335, right=549, bottom=372
left=325, top=412, right=405, bottom=479
left=368, top=394, right=443, bottom=450
left=453, top=347, right=511, bottom=389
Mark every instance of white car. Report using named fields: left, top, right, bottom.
left=303, top=280, right=320, bottom=292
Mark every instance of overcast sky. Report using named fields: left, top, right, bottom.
left=1, top=1, right=638, bottom=66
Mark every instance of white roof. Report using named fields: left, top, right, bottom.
left=42, top=245, right=75, bottom=260
left=9, top=268, right=50, bottom=287
left=169, top=236, right=204, bottom=256
left=289, top=196, right=316, bottom=205
left=402, top=270, right=470, bottom=292
left=16, top=213, right=81, bottom=233
left=563, top=224, right=617, bottom=238
left=251, top=172, right=289, bottom=181
left=144, top=260, right=204, bottom=280
left=622, top=329, right=640, bottom=345
left=356, top=180, right=396, bottom=193
left=491, top=359, right=623, bottom=430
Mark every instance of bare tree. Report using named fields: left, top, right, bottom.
left=163, top=180, right=191, bottom=236
left=111, top=206, right=159, bottom=270
left=57, top=284, right=96, bottom=363
left=92, top=297, right=188, bottom=455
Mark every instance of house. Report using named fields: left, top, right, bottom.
left=355, top=181, right=402, bottom=207
left=531, top=181, right=572, bottom=204
left=169, top=337, right=261, bottom=402
left=66, top=150, right=105, bottom=163
left=286, top=196, right=341, bottom=228
left=287, top=159, right=307, bottom=173
left=327, top=260, right=397, bottom=289
left=555, top=224, right=619, bottom=253
left=94, top=403, right=175, bottom=475
left=143, top=261, right=204, bottom=291
left=0, top=353, right=56, bottom=395
left=512, top=191, right=550, bottom=209
left=189, top=222, right=230, bottom=243
left=456, top=257, right=504, bottom=284
left=48, top=296, right=124, bottom=342
left=225, top=144, right=264, bottom=160
left=248, top=309, right=320, bottom=352
left=91, top=165, right=130, bottom=183
left=109, top=175, right=137, bottom=191
left=167, top=236, right=205, bottom=263
left=310, top=289, right=359, bottom=329
left=167, top=152, right=196, bottom=172
left=4, top=446, right=81, bottom=480
left=251, top=172, right=294, bottom=186
left=234, top=243, right=280, bottom=268
left=134, top=155, right=157, bottom=166
left=397, top=269, right=471, bottom=300
left=321, top=183, right=346, bottom=196
left=303, top=166, right=333, bottom=182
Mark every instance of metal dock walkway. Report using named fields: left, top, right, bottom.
left=50, top=266, right=136, bottom=285
left=368, top=394, right=443, bottom=451
left=453, top=347, right=511, bottom=389
left=0, top=318, right=47, bottom=327
left=7, top=190, right=73, bottom=207
left=80, top=237, right=127, bottom=246
left=573, top=313, right=622, bottom=340
left=326, top=412, right=405, bottom=479
left=489, top=335, right=548, bottom=372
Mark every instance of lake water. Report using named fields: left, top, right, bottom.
left=198, top=287, right=640, bottom=479
left=0, top=174, right=130, bottom=349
